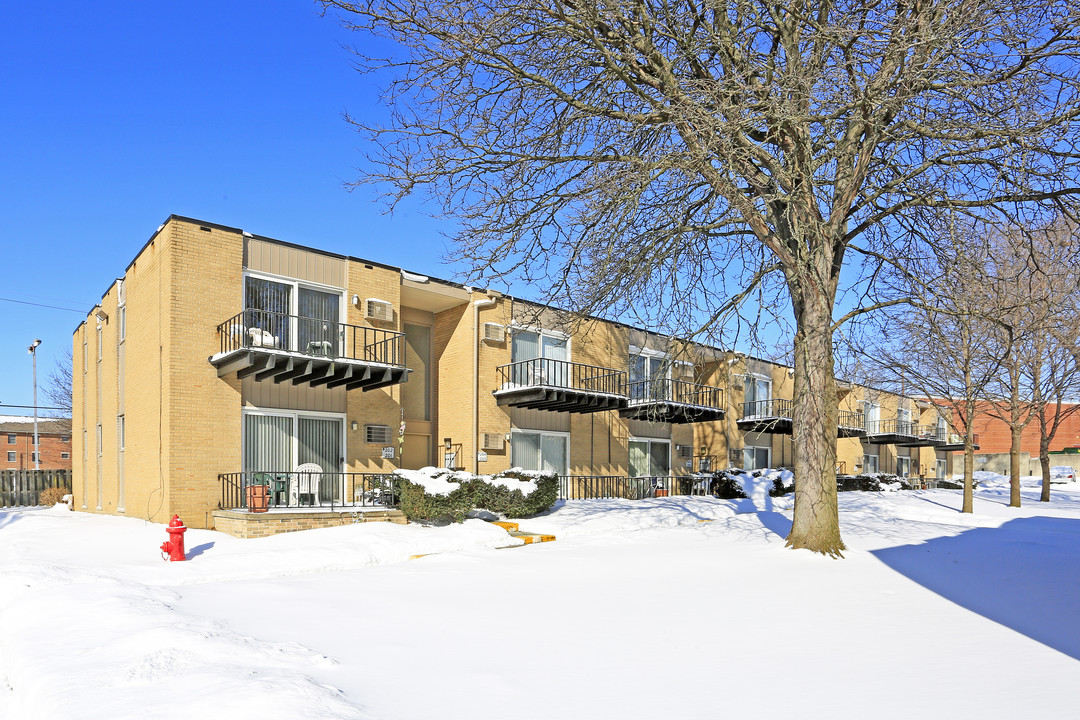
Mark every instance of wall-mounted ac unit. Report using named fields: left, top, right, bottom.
left=365, top=299, right=394, bottom=322
left=676, top=444, right=693, bottom=459
left=481, top=433, right=504, bottom=451
left=365, top=424, right=392, bottom=444
left=482, top=322, right=505, bottom=342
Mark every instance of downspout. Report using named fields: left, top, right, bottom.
left=473, top=295, right=498, bottom=473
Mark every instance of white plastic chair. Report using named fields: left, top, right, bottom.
left=291, top=463, right=323, bottom=506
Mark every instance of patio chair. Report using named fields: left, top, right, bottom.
left=291, top=463, right=323, bottom=506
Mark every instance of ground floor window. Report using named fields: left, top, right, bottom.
left=936, top=459, right=947, bottom=479
left=510, top=431, right=568, bottom=475
left=897, top=456, right=912, bottom=477
left=863, top=454, right=879, bottom=474
left=742, top=445, right=771, bottom=471
left=630, top=438, right=670, bottom=477
left=243, top=410, right=344, bottom=503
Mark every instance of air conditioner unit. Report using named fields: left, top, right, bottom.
left=481, top=433, right=504, bottom=451
left=365, top=424, right=392, bottom=444
left=482, top=322, right=505, bottom=342
left=365, top=299, right=394, bottom=322
left=676, top=444, right=692, bottom=459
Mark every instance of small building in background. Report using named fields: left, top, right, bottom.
left=0, top=416, right=73, bottom=470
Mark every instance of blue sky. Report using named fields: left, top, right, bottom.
left=0, top=2, right=458, bottom=414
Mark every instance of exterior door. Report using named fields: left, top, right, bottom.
left=297, top=287, right=340, bottom=357
left=298, top=417, right=342, bottom=502
left=402, top=433, right=431, bottom=470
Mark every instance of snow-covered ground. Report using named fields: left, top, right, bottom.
left=2, top=474, right=1079, bottom=719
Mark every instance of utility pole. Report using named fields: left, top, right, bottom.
left=29, top=338, right=41, bottom=470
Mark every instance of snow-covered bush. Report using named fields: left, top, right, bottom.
left=38, top=486, right=70, bottom=507
left=394, top=468, right=558, bottom=524
left=700, top=470, right=749, bottom=499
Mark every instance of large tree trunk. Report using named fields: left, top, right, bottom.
left=963, top=440, right=975, bottom=514
left=1009, top=424, right=1022, bottom=507
left=1039, top=434, right=1052, bottom=502
left=786, top=293, right=844, bottom=557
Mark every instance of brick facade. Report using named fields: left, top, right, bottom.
left=0, top=418, right=71, bottom=470
left=73, top=215, right=961, bottom=537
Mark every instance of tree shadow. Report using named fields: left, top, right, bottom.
left=872, top=516, right=1080, bottom=660
left=757, top=510, right=792, bottom=539
left=0, top=511, right=23, bottom=530
left=186, top=542, right=215, bottom=559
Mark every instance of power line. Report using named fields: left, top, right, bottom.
left=0, top=404, right=69, bottom=411
left=0, top=296, right=85, bottom=313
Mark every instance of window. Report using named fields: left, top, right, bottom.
left=30, top=452, right=39, bottom=462
left=897, top=403, right=914, bottom=433
left=243, top=411, right=344, bottom=503
left=83, top=430, right=87, bottom=460
left=97, top=326, right=102, bottom=361
left=936, top=459, right=947, bottom=479
left=630, top=438, right=670, bottom=477
left=863, top=454, right=879, bottom=474
left=628, top=350, right=668, bottom=401
left=6, top=433, right=14, bottom=445
left=96, top=424, right=102, bottom=456
left=863, top=401, right=880, bottom=431
left=742, top=445, right=771, bottom=471
left=61, top=435, right=69, bottom=443
left=6, top=451, right=14, bottom=462
left=244, top=274, right=343, bottom=356
left=743, top=375, right=772, bottom=415
left=510, top=431, right=568, bottom=475
left=83, top=338, right=87, bottom=371
left=897, top=456, right=912, bottom=476
left=117, top=416, right=125, bottom=451
left=118, top=305, right=126, bottom=342
left=61, top=452, right=70, bottom=460
left=510, top=328, right=569, bottom=387
left=936, top=414, right=947, bottom=439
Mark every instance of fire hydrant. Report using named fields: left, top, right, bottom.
left=160, top=514, right=187, bottom=562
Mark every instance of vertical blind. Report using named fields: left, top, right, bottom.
left=244, top=414, right=293, bottom=473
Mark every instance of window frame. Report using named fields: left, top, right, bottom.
left=741, top=445, right=771, bottom=471
left=6, top=451, right=14, bottom=462
left=629, top=437, right=671, bottom=477
left=509, top=429, right=569, bottom=475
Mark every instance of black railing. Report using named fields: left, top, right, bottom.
left=219, top=471, right=399, bottom=511
left=216, top=309, right=405, bottom=366
left=741, top=398, right=794, bottom=419
left=558, top=475, right=708, bottom=500
left=864, top=418, right=944, bottom=440
left=627, top=378, right=723, bottom=409
left=497, top=358, right=626, bottom=396
left=838, top=410, right=865, bottom=429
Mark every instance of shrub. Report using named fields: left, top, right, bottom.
left=769, top=477, right=794, bottom=497
left=393, top=469, right=558, bottom=523
left=707, top=471, right=749, bottom=499
left=38, top=487, right=69, bottom=506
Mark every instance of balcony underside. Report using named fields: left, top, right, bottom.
left=938, top=442, right=980, bottom=451
left=621, top=402, right=725, bottom=424
left=494, top=386, right=628, bottom=414
left=736, top=416, right=792, bottom=434
left=866, top=432, right=944, bottom=447
left=837, top=426, right=868, bottom=439
left=895, top=436, right=946, bottom=447
left=210, top=349, right=408, bottom=391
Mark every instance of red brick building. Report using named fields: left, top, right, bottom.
left=1, top=416, right=73, bottom=470
left=969, top=403, right=1080, bottom=455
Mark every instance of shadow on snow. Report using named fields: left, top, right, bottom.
left=872, top=516, right=1080, bottom=660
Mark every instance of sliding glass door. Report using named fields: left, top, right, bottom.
left=243, top=412, right=344, bottom=502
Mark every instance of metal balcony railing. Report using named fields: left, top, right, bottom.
left=865, top=418, right=920, bottom=437
left=497, top=358, right=626, bottom=396
left=216, top=308, right=404, bottom=366
left=627, top=378, right=724, bottom=410
left=837, top=410, right=865, bottom=429
left=220, top=471, right=399, bottom=511
left=741, top=398, right=794, bottom=419
left=558, top=475, right=708, bottom=500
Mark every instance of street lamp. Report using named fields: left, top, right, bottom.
left=28, top=339, right=41, bottom=471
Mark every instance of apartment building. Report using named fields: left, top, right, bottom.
left=1, top=416, right=72, bottom=470
left=72, top=216, right=957, bottom=535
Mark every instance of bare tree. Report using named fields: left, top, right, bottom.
left=323, top=0, right=1080, bottom=554
left=43, top=346, right=73, bottom=435
left=1022, top=222, right=1080, bottom=501
left=865, top=221, right=1008, bottom=512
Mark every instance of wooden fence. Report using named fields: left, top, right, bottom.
left=0, top=469, right=71, bottom=508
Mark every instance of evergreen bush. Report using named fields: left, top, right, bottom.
left=394, top=468, right=558, bottom=523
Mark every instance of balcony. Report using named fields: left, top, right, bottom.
left=219, top=471, right=399, bottom=511
left=865, top=419, right=945, bottom=447
left=938, top=433, right=980, bottom=451
left=838, top=410, right=867, bottom=438
left=620, top=379, right=725, bottom=423
left=494, top=358, right=628, bottom=413
left=210, top=309, right=408, bottom=391
left=737, top=398, right=793, bottom=434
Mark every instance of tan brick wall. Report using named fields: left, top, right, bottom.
left=346, top=259, right=407, bottom=472
left=211, top=509, right=406, bottom=538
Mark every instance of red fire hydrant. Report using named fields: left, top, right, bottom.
left=160, top=514, right=187, bottom=562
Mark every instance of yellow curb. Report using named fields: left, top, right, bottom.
left=491, top=520, right=520, bottom=532
left=509, top=531, right=556, bottom=544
